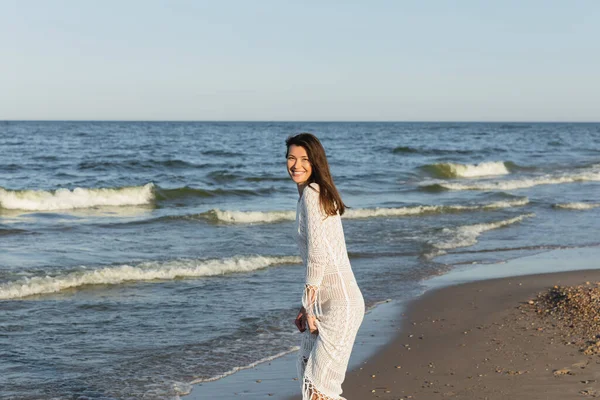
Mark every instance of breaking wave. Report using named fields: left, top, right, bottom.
left=201, top=209, right=296, bottom=223
left=0, top=184, right=155, bottom=211
left=554, top=202, right=600, bottom=210
left=421, top=169, right=600, bottom=191
left=0, top=184, right=274, bottom=211
left=425, top=213, right=535, bottom=259
left=0, top=255, right=301, bottom=300
left=422, top=161, right=514, bottom=178
left=198, top=198, right=530, bottom=224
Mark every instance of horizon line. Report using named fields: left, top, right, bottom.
left=1, top=119, right=599, bottom=124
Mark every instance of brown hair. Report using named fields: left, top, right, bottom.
left=285, top=133, right=347, bottom=216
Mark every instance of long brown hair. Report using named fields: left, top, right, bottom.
left=285, top=133, right=347, bottom=216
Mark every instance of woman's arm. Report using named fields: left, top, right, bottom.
left=301, top=185, right=328, bottom=333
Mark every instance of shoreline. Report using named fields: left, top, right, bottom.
left=337, top=268, right=600, bottom=399
left=187, top=297, right=408, bottom=398
left=188, top=246, right=600, bottom=399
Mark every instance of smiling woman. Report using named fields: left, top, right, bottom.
left=285, top=133, right=365, bottom=400
left=287, top=144, right=313, bottom=186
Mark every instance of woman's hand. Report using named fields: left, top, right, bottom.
left=294, top=307, right=306, bottom=333
left=306, top=315, right=318, bottom=335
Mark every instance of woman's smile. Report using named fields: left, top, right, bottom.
left=287, top=144, right=313, bottom=185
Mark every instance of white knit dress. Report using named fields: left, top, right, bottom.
left=296, top=183, right=365, bottom=400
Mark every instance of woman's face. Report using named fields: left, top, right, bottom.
left=287, top=144, right=312, bottom=185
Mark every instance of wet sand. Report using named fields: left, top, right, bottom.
left=334, top=269, right=600, bottom=400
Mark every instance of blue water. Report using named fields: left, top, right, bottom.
left=1, top=121, right=599, bottom=399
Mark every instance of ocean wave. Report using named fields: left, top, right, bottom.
left=78, top=159, right=204, bottom=171
left=554, top=202, right=600, bottom=210
left=0, top=227, right=28, bottom=236
left=0, top=184, right=155, bottom=211
left=499, top=124, right=532, bottom=129
left=0, top=140, right=25, bottom=146
left=197, top=198, right=529, bottom=224
left=345, top=199, right=529, bottom=217
left=207, top=170, right=237, bottom=182
left=421, top=161, right=513, bottom=178
left=424, top=125, right=464, bottom=130
left=393, top=146, right=475, bottom=156
left=421, top=169, right=600, bottom=191
left=0, top=183, right=274, bottom=211
left=451, top=243, right=577, bottom=256
left=0, top=163, right=20, bottom=172
left=425, top=213, right=535, bottom=259
left=200, top=209, right=296, bottom=223
left=206, top=171, right=288, bottom=183
left=154, top=186, right=271, bottom=201
left=201, top=149, right=240, bottom=157
left=0, top=255, right=301, bottom=300
left=244, top=175, right=289, bottom=182
left=392, top=146, right=420, bottom=154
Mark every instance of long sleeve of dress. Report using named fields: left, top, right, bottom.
left=302, top=187, right=328, bottom=317
left=295, top=183, right=365, bottom=399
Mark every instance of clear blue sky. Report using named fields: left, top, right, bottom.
left=1, top=0, right=598, bottom=121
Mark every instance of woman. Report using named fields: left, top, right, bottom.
left=286, top=133, right=365, bottom=400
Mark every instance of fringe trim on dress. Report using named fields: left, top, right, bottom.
left=302, top=377, right=346, bottom=400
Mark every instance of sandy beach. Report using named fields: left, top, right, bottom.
left=332, top=269, right=600, bottom=400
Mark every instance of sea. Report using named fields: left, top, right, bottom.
left=1, top=121, right=599, bottom=399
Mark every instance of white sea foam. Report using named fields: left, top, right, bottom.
left=427, top=169, right=600, bottom=191
left=344, top=199, right=528, bottom=218
left=209, top=209, right=296, bottom=223
left=554, top=202, right=600, bottom=210
left=426, top=213, right=535, bottom=259
left=206, top=198, right=529, bottom=224
left=0, top=255, right=301, bottom=300
left=428, top=161, right=511, bottom=178
left=0, top=183, right=155, bottom=210
left=189, top=346, right=300, bottom=384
